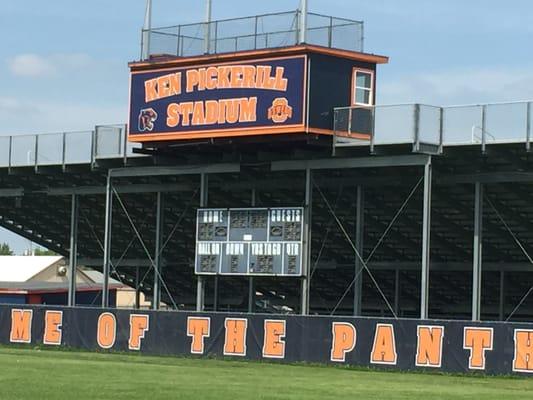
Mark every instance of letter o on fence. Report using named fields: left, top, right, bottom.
left=97, top=312, right=116, bottom=349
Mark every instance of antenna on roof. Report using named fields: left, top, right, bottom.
left=299, top=0, right=308, bottom=44
left=142, top=0, right=153, bottom=59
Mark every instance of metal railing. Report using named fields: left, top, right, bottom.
left=0, top=125, right=142, bottom=169
left=141, top=11, right=364, bottom=59
left=334, top=101, right=533, bottom=152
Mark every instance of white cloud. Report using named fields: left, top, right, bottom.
left=379, top=66, right=533, bottom=106
left=0, top=96, right=126, bottom=134
left=7, top=53, right=93, bottom=78
left=8, top=54, right=55, bottom=77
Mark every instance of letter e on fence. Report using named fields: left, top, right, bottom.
left=263, top=320, right=286, bottom=359
left=43, top=310, right=63, bottom=346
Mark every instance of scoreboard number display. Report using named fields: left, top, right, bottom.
left=195, top=207, right=304, bottom=276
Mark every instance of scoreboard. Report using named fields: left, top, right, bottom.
left=195, top=207, right=304, bottom=276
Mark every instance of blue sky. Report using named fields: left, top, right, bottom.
left=1, top=0, right=532, bottom=253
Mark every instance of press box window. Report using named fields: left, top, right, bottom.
left=352, top=69, right=374, bottom=106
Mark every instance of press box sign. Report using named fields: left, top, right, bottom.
left=128, top=55, right=307, bottom=142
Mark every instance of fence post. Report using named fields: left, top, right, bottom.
left=8, top=136, right=12, bottom=171
left=90, top=129, right=96, bottom=168
left=439, top=107, right=444, bottom=154
left=254, top=16, right=259, bottom=49
left=370, top=107, right=376, bottom=154
left=62, top=132, right=67, bottom=168
left=328, top=16, right=333, bottom=47
left=526, top=102, right=531, bottom=152
left=413, top=104, right=420, bottom=152
left=123, top=125, right=128, bottom=165
left=176, top=25, right=181, bottom=57
left=34, top=135, right=39, bottom=171
left=481, top=105, right=487, bottom=154
left=214, top=21, right=218, bottom=53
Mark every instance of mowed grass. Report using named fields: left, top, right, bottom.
left=0, top=348, right=532, bottom=400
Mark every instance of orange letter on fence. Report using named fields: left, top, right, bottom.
left=129, top=314, right=149, bottom=351
left=97, top=312, right=116, bottom=349
left=514, top=329, right=533, bottom=373
left=370, top=324, right=397, bottom=365
left=331, top=322, right=356, bottom=362
left=463, top=327, right=493, bottom=370
left=263, top=320, right=286, bottom=359
left=43, top=310, right=63, bottom=345
left=224, top=318, right=247, bottom=356
left=187, top=317, right=210, bottom=354
left=10, top=309, right=33, bottom=343
left=416, top=325, right=444, bottom=368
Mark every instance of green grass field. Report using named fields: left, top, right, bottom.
left=0, top=347, right=531, bottom=399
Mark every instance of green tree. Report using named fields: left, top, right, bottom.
left=34, top=247, right=57, bottom=256
left=0, top=242, right=14, bottom=255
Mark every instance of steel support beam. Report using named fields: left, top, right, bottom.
left=301, top=168, right=312, bottom=315
left=45, top=183, right=194, bottom=196
left=394, top=268, right=400, bottom=315
left=271, top=154, right=430, bottom=172
left=472, top=182, right=483, bottom=321
left=102, top=172, right=113, bottom=308
left=248, top=188, right=256, bottom=313
left=110, top=163, right=240, bottom=178
left=499, top=270, right=505, bottom=321
left=135, top=266, right=141, bottom=309
left=67, top=194, right=78, bottom=307
left=196, top=173, right=208, bottom=312
left=353, top=185, right=364, bottom=316
left=153, top=192, right=164, bottom=310
left=420, top=159, right=432, bottom=319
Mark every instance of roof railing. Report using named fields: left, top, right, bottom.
left=140, top=10, right=364, bottom=59
left=333, top=100, right=533, bottom=153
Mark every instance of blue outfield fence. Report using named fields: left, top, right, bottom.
left=2, top=304, right=533, bottom=375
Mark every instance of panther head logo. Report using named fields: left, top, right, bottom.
left=138, top=108, right=158, bottom=132
left=267, top=98, right=293, bottom=124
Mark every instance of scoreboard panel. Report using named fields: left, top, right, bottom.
left=195, top=207, right=304, bottom=276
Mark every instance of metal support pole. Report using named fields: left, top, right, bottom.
left=481, top=105, right=487, bottom=154
left=413, top=104, right=420, bottom=152
left=526, top=102, right=531, bottom=152
left=299, top=0, right=308, bottom=44
left=248, top=188, right=257, bottom=313
left=420, top=159, right=432, bottom=319
left=135, top=266, right=141, bottom=309
left=301, top=168, right=312, bottom=315
left=102, top=172, right=113, bottom=308
left=499, top=270, right=505, bottom=321
left=472, top=182, right=483, bottom=321
left=353, top=185, right=364, bottom=316
left=204, top=0, right=212, bottom=54
left=141, top=0, right=152, bottom=60
left=196, top=173, right=208, bottom=311
left=67, top=194, right=78, bottom=307
left=394, top=268, right=400, bottom=315
left=153, top=192, right=164, bottom=310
